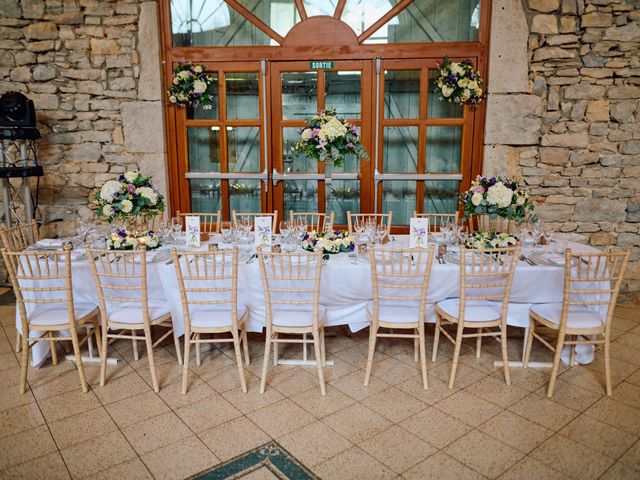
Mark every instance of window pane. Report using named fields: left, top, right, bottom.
left=383, top=126, right=418, bottom=173
left=427, top=70, right=463, bottom=118
left=342, top=0, right=393, bottom=36
left=327, top=180, right=359, bottom=225
left=285, top=180, right=318, bottom=214
left=325, top=71, right=361, bottom=119
left=236, top=0, right=300, bottom=39
left=226, top=72, right=259, bottom=120
left=282, top=72, right=317, bottom=120
left=187, top=128, right=220, bottom=172
left=229, top=180, right=261, bottom=213
left=190, top=179, right=221, bottom=213
left=424, top=180, right=459, bottom=214
left=382, top=180, right=416, bottom=225
left=363, top=0, right=480, bottom=44
left=283, top=127, right=316, bottom=172
left=426, top=126, right=462, bottom=173
left=384, top=70, right=420, bottom=119
left=186, top=74, right=218, bottom=120
left=171, top=0, right=271, bottom=47
left=304, top=0, right=338, bottom=16
left=228, top=127, right=260, bottom=172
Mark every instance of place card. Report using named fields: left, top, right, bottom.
left=409, top=217, right=429, bottom=248
left=186, top=216, right=200, bottom=247
left=254, top=216, right=272, bottom=249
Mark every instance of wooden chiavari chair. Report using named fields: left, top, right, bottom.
left=346, top=212, right=392, bottom=236
left=258, top=248, right=326, bottom=395
left=290, top=211, right=335, bottom=232
left=232, top=211, right=278, bottom=231
left=2, top=245, right=100, bottom=394
left=176, top=211, right=222, bottom=234
left=365, top=246, right=435, bottom=390
left=412, top=212, right=459, bottom=231
left=433, top=245, right=521, bottom=389
left=86, top=246, right=181, bottom=392
left=523, top=248, right=631, bottom=397
left=172, top=247, right=249, bottom=394
left=0, top=221, right=39, bottom=353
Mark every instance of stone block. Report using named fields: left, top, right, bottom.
left=137, top=2, right=162, bottom=101
left=9, top=65, right=31, bottom=82
left=620, top=142, right=640, bottom=155
left=20, top=0, right=45, bottom=19
left=1, top=0, right=21, bottom=17
left=585, top=100, right=610, bottom=122
left=564, top=84, right=606, bottom=100
left=23, top=21, right=58, bottom=40
left=529, top=0, right=560, bottom=12
left=559, top=16, right=577, bottom=33
left=581, top=12, right=613, bottom=28
left=138, top=153, right=167, bottom=199
left=66, top=142, right=102, bottom=161
left=574, top=197, right=626, bottom=222
left=536, top=203, right=574, bottom=222
left=52, top=13, right=84, bottom=25
left=485, top=94, right=543, bottom=145
left=540, top=132, right=589, bottom=148
left=589, top=232, right=616, bottom=246
left=533, top=47, right=576, bottom=61
left=603, top=23, right=640, bottom=42
left=532, top=15, right=558, bottom=34
left=26, top=40, right=54, bottom=52
left=611, top=101, right=636, bottom=123
left=607, top=86, right=640, bottom=99
left=121, top=101, right=164, bottom=154
left=540, top=147, right=570, bottom=165
left=483, top=145, right=519, bottom=178
left=32, top=64, right=56, bottom=81
left=90, top=38, right=117, bottom=55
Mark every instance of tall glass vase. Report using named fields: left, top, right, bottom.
left=324, top=161, right=333, bottom=184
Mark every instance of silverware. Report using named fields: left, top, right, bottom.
left=322, top=254, right=330, bottom=265
left=246, top=253, right=257, bottom=264
left=520, top=254, right=536, bottom=266
left=348, top=252, right=358, bottom=265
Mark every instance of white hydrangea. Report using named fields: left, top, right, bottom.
left=442, top=85, right=454, bottom=98
left=102, top=204, right=114, bottom=217
left=319, top=116, right=347, bottom=140
left=136, top=187, right=158, bottom=205
left=300, top=128, right=313, bottom=141
left=486, top=183, right=514, bottom=208
left=124, top=171, right=139, bottom=183
left=121, top=199, right=133, bottom=213
left=471, top=192, right=483, bottom=206
left=450, top=63, right=464, bottom=76
left=193, top=80, right=207, bottom=94
left=100, top=180, right=123, bottom=202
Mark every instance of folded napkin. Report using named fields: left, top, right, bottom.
left=35, top=238, right=65, bottom=248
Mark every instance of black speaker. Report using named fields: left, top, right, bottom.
left=0, top=92, right=37, bottom=128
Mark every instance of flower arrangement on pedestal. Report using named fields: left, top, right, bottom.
left=460, top=176, right=535, bottom=226
left=166, top=63, right=215, bottom=110
left=464, top=231, right=518, bottom=250
left=301, top=230, right=355, bottom=254
left=95, top=171, right=165, bottom=223
left=292, top=107, right=369, bottom=169
left=106, top=229, right=161, bottom=251
left=436, top=56, right=485, bottom=106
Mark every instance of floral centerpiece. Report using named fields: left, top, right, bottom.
left=166, top=63, right=216, bottom=110
left=464, top=231, right=518, bottom=250
left=301, top=230, right=355, bottom=254
left=460, top=176, right=535, bottom=225
left=95, top=171, right=165, bottom=224
left=436, top=56, right=485, bottom=105
left=292, top=107, right=369, bottom=168
left=106, top=229, right=161, bottom=251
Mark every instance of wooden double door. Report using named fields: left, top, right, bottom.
left=174, top=57, right=473, bottom=229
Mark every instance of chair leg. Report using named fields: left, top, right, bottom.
left=273, top=333, right=279, bottom=366
left=414, top=332, right=419, bottom=362
left=92, top=319, right=102, bottom=359
left=547, top=331, right=565, bottom=398
left=181, top=333, right=191, bottom=395
left=132, top=330, right=139, bottom=361
left=313, top=330, right=326, bottom=396
left=173, top=329, right=183, bottom=366
left=144, top=326, right=159, bottom=393
left=195, top=333, right=201, bottom=367
left=500, top=326, right=511, bottom=386
left=70, top=327, right=89, bottom=393
left=520, top=327, right=529, bottom=363
left=19, top=335, right=29, bottom=394
left=259, top=331, right=273, bottom=394
left=99, top=327, right=108, bottom=387
left=419, top=325, right=428, bottom=390
left=448, top=322, right=465, bottom=390
left=242, top=328, right=250, bottom=366
left=232, top=330, right=247, bottom=393
left=569, top=336, right=576, bottom=367
left=604, top=337, right=612, bottom=396
left=522, top=320, right=535, bottom=368
left=15, top=331, right=21, bottom=353
left=49, top=332, right=58, bottom=366
left=432, top=315, right=442, bottom=362
left=364, top=325, right=378, bottom=386
left=320, top=327, right=326, bottom=367
left=476, top=332, right=482, bottom=359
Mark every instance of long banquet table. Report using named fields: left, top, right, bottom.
left=19, top=236, right=600, bottom=367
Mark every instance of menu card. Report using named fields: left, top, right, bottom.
left=186, top=216, right=200, bottom=247
left=254, top=216, right=272, bottom=248
left=409, top=217, right=429, bottom=248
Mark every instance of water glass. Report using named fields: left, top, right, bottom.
left=171, top=217, right=182, bottom=241
left=220, top=221, right=232, bottom=243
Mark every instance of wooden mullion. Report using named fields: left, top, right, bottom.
left=358, top=0, right=414, bottom=43
left=333, top=0, right=346, bottom=19
left=224, top=0, right=285, bottom=45
left=219, top=70, right=230, bottom=220
left=317, top=69, right=326, bottom=212
left=294, top=0, right=307, bottom=20
left=416, top=66, right=428, bottom=214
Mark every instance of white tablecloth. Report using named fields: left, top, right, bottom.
left=19, top=237, right=600, bottom=366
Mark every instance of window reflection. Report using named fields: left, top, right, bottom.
left=282, top=72, right=317, bottom=120
left=304, top=0, right=338, bottom=16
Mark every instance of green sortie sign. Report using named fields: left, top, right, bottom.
left=309, top=61, right=334, bottom=70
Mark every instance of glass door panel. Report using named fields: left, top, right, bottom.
left=384, top=70, right=420, bottom=119
left=186, top=74, right=219, bottom=120
left=325, top=71, right=362, bottom=118
left=424, top=180, right=459, bottom=215
left=426, top=126, right=462, bottom=173
left=383, top=126, right=418, bottom=173
left=282, top=72, right=317, bottom=120
left=227, top=126, right=260, bottom=172
left=226, top=72, right=260, bottom=119
left=427, top=70, right=463, bottom=118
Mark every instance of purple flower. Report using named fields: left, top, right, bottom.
left=310, top=127, right=319, bottom=138
left=117, top=229, right=127, bottom=237
left=127, top=184, right=136, bottom=193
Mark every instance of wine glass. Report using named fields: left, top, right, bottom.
left=279, top=221, right=290, bottom=243
left=220, top=221, right=232, bottom=243
left=171, top=217, right=182, bottom=242
left=76, top=218, right=90, bottom=245
left=375, top=224, right=387, bottom=245
left=457, top=225, right=469, bottom=246
left=531, top=223, right=544, bottom=249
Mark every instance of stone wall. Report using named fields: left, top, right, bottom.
left=0, top=0, right=167, bottom=245
left=486, top=0, right=640, bottom=302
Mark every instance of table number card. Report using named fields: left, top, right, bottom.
left=254, top=216, right=272, bottom=249
left=186, top=216, right=200, bottom=247
left=409, top=217, right=429, bottom=248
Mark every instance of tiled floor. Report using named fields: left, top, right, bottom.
left=1, top=304, right=640, bottom=479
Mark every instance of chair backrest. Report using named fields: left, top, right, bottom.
left=469, top=215, right=517, bottom=235
left=347, top=212, right=392, bottom=235
left=257, top=249, right=323, bottom=329
left=458, top=245, right=521, bottom=322
left=412, top=212, right=459, bottom=232
left=2, top=246, right=74, bottom=330
left=176, top=211, right=221, bottom=234
left=0, top=221, right=39, bottom=251
left=172, top=248, right=240, bottom=331
left=86, top=246, right=151, bottom=325
left=560, top=248, right=630, bottom=333
left=232, top=211, right=278, bottom=231
left=290, top=211, right=334, bottom=232
left=369, top=246, right=435, bottom=324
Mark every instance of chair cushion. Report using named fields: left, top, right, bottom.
left=436, top=298, right=502, bottom=322
left=188, top=304, right=248, bottom=329
left=270, top=305, right=327, bottom=327
left=29, top=302, right=98, bottom=326
left=530, top=303, right=604, bottom=330
left=366, top=302, right=424, bottom=324
left=108, top=300, right=171, bottom=325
